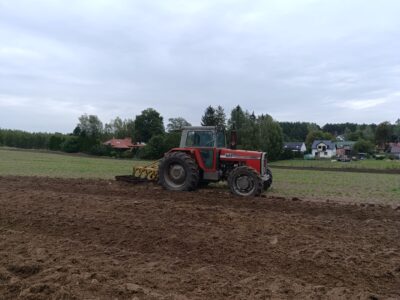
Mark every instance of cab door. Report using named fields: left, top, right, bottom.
left=185, top=130, right=218, bottom=178
left=199, top=148, right=216, bottom=170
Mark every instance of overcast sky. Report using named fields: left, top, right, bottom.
left=0, top=0, right=399, bottom=133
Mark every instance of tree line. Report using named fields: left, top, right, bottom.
left=1, top=106, right=399, bottom=160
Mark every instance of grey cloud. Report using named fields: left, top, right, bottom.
left=0, top=0, right=400, bottom=133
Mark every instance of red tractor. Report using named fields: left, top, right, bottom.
left=117, top=126, right=272, bottom=196
left=157, top=126, right=272, bottom=196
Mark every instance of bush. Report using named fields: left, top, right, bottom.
left=353, top=139, right=375, bottom=154
left=120, top=150, right=134, bottom=159
left=139, top=132, right=180, bottom=160
left=89, top=144, right=111, bottom=156
left=48, top=134, right=66, bottom=151
left=60, top=136, right=80, bottom=153
left=280, top=149, right=294, bottom=160
left=139, top=135, right=166, bottom=159
left=374, top=154, right=386, bottom=160
left=279, top=149, right=304, bottom=160
left=110, top=150, right=118, bottom=158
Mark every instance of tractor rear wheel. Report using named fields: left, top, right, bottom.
left=228, top=166, right=263, bottom=197
left=263, top=168, right=273, bottom=190
left=158, top=152, right=199, bottom=191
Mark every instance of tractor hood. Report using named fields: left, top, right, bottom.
left=220, top=148, right=263, bottom=160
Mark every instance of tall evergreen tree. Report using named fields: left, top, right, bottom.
left=201, top=106, right=217, bottom=126
left=215, top=106, right=226, bottom=130
left=228, top=105, right=246, bottom=131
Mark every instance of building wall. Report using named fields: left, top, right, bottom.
left=336, top=148, right=352, bottom=156
left=312, top=149, right=336, bottom=158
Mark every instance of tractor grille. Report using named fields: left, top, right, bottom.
left=261, top=153, right=267, bottom=175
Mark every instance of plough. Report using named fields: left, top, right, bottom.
left=115, top=160, right=159, bottom=183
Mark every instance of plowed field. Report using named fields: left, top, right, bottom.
left=0, top=176, right=399, bottom=299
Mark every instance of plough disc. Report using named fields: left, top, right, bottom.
left=114, top=175, right=148, bottom=184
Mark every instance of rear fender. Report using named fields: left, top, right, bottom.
left=166, top=148, right=207, bottom=172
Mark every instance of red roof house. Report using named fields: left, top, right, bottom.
left=103, top=138, right=144, bottom=150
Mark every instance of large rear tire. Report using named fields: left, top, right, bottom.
left=158, top=152, right=199, bottom=191
left=228, top=166, right=263, bottom=197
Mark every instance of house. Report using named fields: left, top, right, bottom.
left=335, top=141, right=356, bottom=157
left=336, top=135, right=346, bottom=142
left=311, top=140, right=336, bottom=158
left=390, top=143, right=400, bottom=159
left=283, top=142, right=306, bottom=153
left=103, top=138, right=144, bottom=150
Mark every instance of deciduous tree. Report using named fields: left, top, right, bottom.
left=167, top=117, right=191, bottom=132
left=375, top=121, right=392, bottom=148
left=134, top=108, right=165, bottom=143
left=258, top=114, right=283, bottom=161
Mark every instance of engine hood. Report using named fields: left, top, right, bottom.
left=220, top=148, right=263, bottom=159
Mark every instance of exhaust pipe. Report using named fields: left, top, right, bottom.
left=230, top=130, right=237, bottom=150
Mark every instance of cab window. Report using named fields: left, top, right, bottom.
left=186, top=131, right=214, bottom=147
left=216, top=131, right=226, bottom=148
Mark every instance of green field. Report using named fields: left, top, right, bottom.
left=270, top=158, right=400, bottom=170
left=268, top=169, right=400, bottom=204
left=1, top=148, right=399, bottom=204
left=0, top=148, right=150, bottom=179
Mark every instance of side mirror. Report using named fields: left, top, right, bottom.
left=230, top=130, right=237, bottom=150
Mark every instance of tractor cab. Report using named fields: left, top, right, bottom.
left=179, top=126, right=226, bottom=148
left=178, top=126, right=224, bottom=174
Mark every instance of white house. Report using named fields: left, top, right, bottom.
left=311, top=140, right=336, bottom=158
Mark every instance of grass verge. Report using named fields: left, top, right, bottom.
left=268, top=168, right=400, bottom=205
left=0, top=148, right=151, bottom=179
left=270, top=159, right=400, bottom=170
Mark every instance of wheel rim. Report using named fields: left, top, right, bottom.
left=233, top=174, right=255, bottom=196
left=164, top=163, right=186, bottom=188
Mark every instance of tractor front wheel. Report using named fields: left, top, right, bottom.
left=158, top=152, right=199, bottom=191
left=228, top=166, right=263, bottom=197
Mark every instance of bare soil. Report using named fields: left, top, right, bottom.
left=0, top=176, right=399, bottom=299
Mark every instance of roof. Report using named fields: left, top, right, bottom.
left=103, top=138, right=143, bottom=149
left=311, top=140, right=335, bottom=150
left=336, top=141, right=356, bottom=149
left=283, top=142, right=305, bottom=150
